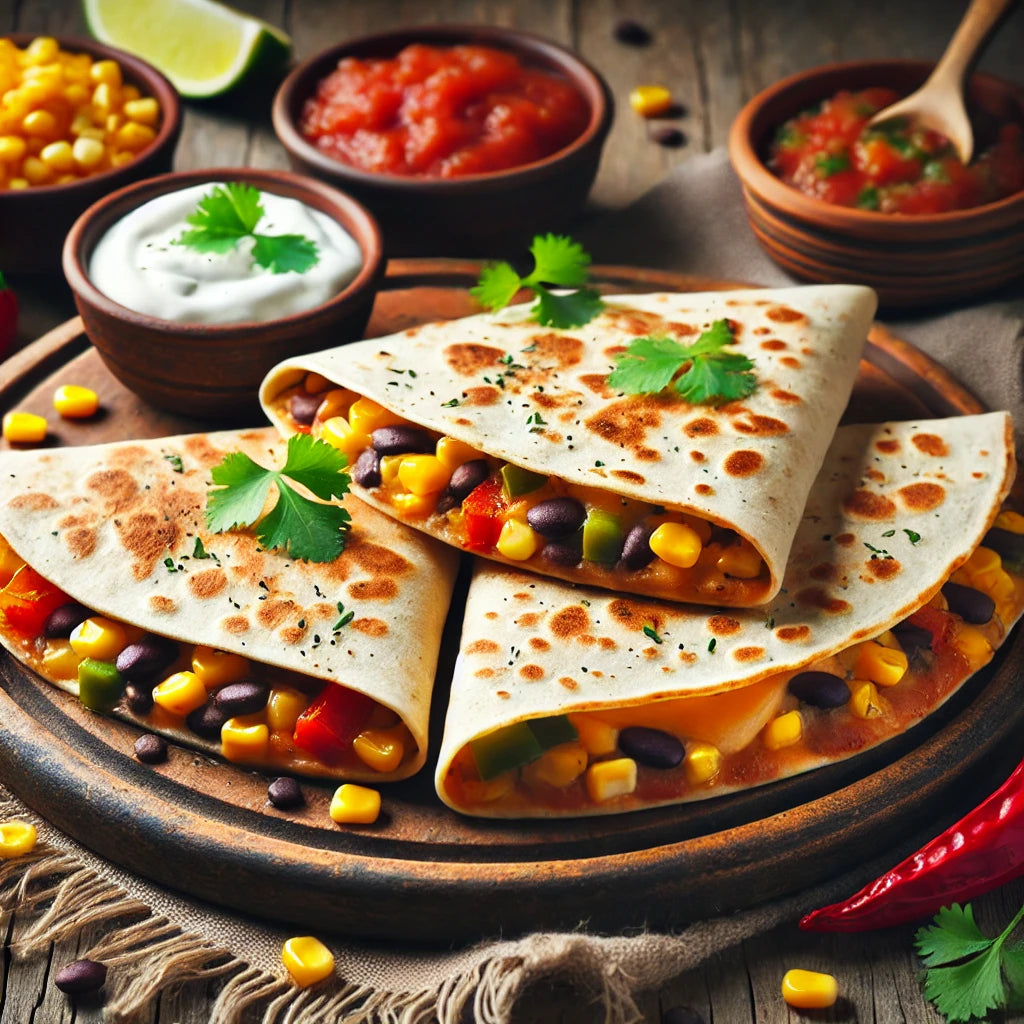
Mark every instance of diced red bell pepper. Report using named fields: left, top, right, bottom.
left=292, top=682, right=375, bottom=764
left=0, top=565, right=72, bottom=636
left=462, top=476, right=507, bottom=552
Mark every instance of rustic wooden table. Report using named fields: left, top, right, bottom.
left=2, top=2, right=1023, bottom=1022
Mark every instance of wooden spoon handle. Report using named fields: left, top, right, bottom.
left=929, top=0, right=1017, bottom=91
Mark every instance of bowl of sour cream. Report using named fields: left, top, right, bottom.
left=62, top=168, right=384, bottom=420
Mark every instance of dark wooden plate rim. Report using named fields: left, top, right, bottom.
left=1, top=260, right=1016, bottom=944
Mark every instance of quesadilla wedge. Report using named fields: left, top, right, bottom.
left=0, top=427, right=458, bottom=781
left=435, top=413, right=1024, bottom=817
left=260, top=284, right=877, bottom=608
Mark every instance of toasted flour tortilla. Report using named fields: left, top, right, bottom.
left=0, top=427, right=458, bottom=781
left=259, top=284, right=877, bottom=607
left=436, top=413, right=1021, bottom=817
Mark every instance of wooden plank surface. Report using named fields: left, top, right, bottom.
left=1, top=1, right=1024, bottom=1022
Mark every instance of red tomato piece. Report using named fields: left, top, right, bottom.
left=0, top=565, right=72, bottom=636
left=293, top=683, right=375, bottom=764
left=461, top=476, right=507, bottom=552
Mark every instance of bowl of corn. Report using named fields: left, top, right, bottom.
left=0, top=34, right=182, bottom=274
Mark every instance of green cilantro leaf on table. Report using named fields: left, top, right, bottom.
left=470, top=234, right=604, bottom=328
left=607, top=319, right=756, bottom=404
left=915, top=902, right=1024, bottom=1022
left=205, top=433, right=351, bottom=563
left=174, top=182, right=319, bottom=274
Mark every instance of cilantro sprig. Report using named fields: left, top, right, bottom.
left=607, top=319, right=757, bottom=405
left=205, top=434, right=351, bottom=563
left=470, top=234, right=604, bottom=328
left=916, top=902, right=1024, bottom=1022
left=174, top=182, right=319, bottom=274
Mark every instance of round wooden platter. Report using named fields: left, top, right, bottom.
left=0, top=261, right=1017, bottom=945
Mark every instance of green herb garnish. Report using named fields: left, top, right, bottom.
left=470, top=234, right=604, bottom=328
left=174, top=182, right=319, bottom=274
left=205, top=433, right=351, bottom=563
left=332, top=602, right=355, bottom=631
left=643, top=624, right=663, bottom=644
left=607, top=319, right=756, bottom=404
left=815, top=152, right=850, bottom=176
left=163, top=453, right=184, bottom=473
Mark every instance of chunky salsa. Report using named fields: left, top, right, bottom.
left=768, top=87, right=1024, bottom=214
left=300, top=43, right=591, bottom=177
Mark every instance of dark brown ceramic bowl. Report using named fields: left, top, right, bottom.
left=729, top=60, right=1024, bottom=309
left=272, top=24, right=613, bottom=256
left=0, top=34, right=182, bottom=275
left=62, top=168, right=384, bottom=421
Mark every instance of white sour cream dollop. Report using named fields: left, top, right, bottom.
left=88, top=182, right=364, bottom=325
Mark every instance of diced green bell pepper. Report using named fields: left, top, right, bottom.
left=500, top=463, right=548, bottom=498
left=470, top=715, right=578, bottom=780
left=77, top=658, right=124, bottom=712
left=582, top=508, right=623, bottom=563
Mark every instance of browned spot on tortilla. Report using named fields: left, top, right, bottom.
left=608, top=598, right=656, bottom=631
left=495, top=687, right=508, bottom=696
left=475, top=669, right=495, bottom=679
left=454, top=417, right=472, bottom=426
left=695, top=483, right=714, bottom=495
left=636, top=447, right=659, bottom=462
left=599, top=638, right=618, bottom=652
left=279, top=626, right=305, bottom=645
left=796, top=587, right=852, bottom=614
left=351, top=543, right=412, bottom=576
left=351, top=617, right=388, bottom=637
left=691, top=451, right=706, bottom=462
left=735, top=647, right=765, bottom=662
left=642, top=646, right=660, bottom=658
left=65, top=526, right=96, bottom=559
left=733, top=414, right=789, bottom=437
left=912, top=433, right=949, bottom=457
left=513, top=591, right=532, bottom=601
left=780, top=357, right=801, bottom=369
left=973, top=472, right=985, bottom=479
left=679, top=650, right=697, bottom=665
left=777, top=624, right=811, bottom=642
left=348, top=578, right=398, bottom=601
left=463, top=386, right=501, bottom=406
left=311, top=602, right=336, bottom=620
left=149, top=596, right=175, bottom=613
left=519, top=664, right=544, bottom=681
left=467, top=639, right=501, bottom=654
left=558, top=676, right=579, bottom=691
left=85, top=468, right=140, bottom=515
left=444, top=342, right=504, bottom=376
left=580, top=373, right=614, bottom=398
left=754, top=326, right=771, bottom=335
left=865, top=468, right=886, bottom=482
left=612, top=469, right=645, bottom=484
left=810, top=563, right=837, bottom=581
left=258, top=598, right=300, bottom=629
left=542, top=431, right=563, bottom=443
left=485, top=611, right=498, bottom=620
left=8, top=492, right=58, bottom=511
left=188, top=568, right=227, bottom=600
left=876, top=439, right=901, bottom=454
left=585, top=396, right=663, bottom=453
left=577, top=634, right=596, bottom=646
left=761, top=339, right=787, bottom=351
left=843, top=490, right=897, bottom=520
left=866, top=558, right=901, bottom=580
left=770, top=389, right=801, bottom=404
left=684, top=417, right=718, bottom=438
left=765, top=305, right=807, bottom=324
left=835, top=532, right=856, bottom=546
left=182, top=434, right=230, bottom=467
left=528, top=332, right=584, bottom=367
left=550, top=605, right=589, bottom=638
left=708, top=615, right=741, bottom=636
left=899, top=482, right=945, bottom=511
left=118, top=513, right=180, bottom=580
left=222, top=615, right=249, bottom=633
left=516, top=612, right=542, bottom=627
left=601, top=309, right=675, bottom=337
left=724, top=450, right=764, bottom=477
left=529, top=637, right=551, bottom=651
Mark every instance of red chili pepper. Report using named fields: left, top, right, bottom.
left=292, top=682, right=374, bottom=764
left=800, top=756, right=1024, bottom=932
left=0, top=271, right=17, bottom=361
left=0, top=565, right=72, bottom=636
left=462, top=476, right=507, bottom=551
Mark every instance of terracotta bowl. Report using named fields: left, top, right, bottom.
left=729, top=60, right=1024, bottom=309
left=272, top=24, right=613, bottom=256
left=62, top=168, right=384, bottom=421
left=0, top=34, right=182, bottom=275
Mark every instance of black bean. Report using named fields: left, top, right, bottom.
left=371, top=424, right=433, bottom=456
left=214, top=680, right=270, bottom=717
left=621, top=522, right=657, bottom=570
left=186, top=701, right=228, bottom=740
left=134, top=733, right=167, bottom=764
left=618, top=726, right=684, bottom=769
left=115, top=636, right=178, bottom=682
left=352, top=448, right=381, bottom=488
left=54, top=958, right=107, bottom=994
left=43, top=602, right=91, bottom=638
left=268, top=776, right=305, bottom=810
left=436, top=459, right=492, bottom=514
left=892, top=620, right=933, bottom=653
left=663, top=1007, right=705, bottom=1024
left=788, top=671, right=850, bottom=708
left=614, top=18, right=652, bottom=45
left=652, top=127, right=686, bottom=148
left=124, top=684, right=154, bottom=715
left=983, top=527, right=1024, bottom=564
left=942, top=581, right=996, bottom=624
left=527, top=497, right=586, bottom=538
left=289, top=390, right=325, bottom=426
left=541, top=535, right=583, bottom=567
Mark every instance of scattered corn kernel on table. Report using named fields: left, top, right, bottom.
left=2, top=1, right=1024, bottom=1022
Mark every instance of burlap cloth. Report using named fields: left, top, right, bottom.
left=1, top=149, right=1022, bottom=1024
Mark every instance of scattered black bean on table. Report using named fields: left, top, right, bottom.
left=54, top=958, right=107, bottom=995
left=134, top=733, right=168, bottom=765
left=268, top=776, right=305, bottom=810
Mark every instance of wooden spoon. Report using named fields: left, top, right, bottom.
left=867, top=0, right=1017, bottom=163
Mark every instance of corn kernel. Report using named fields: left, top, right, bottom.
left=0, top=135, right=27, bottom=162
left=314, top=387, right=351, bottom=421
left=390, top=491, right=436, bottom=518
left=873, top=629, right=901, bottom=650
left=281, top=936, right=334, bottom=988
left=191, top=646, right=250, bottom=687
left=0, top=820, right=37, bottom=858
left=39, top=139, right=75, bottom=171
left=853, top=640, right=908, bottom=687
left=436, top=435, right=483, bottom=469
left=763, top=710, right=802, bottom=750
left=964, top=545, right=1002, bottom=579
left=42, top=639, right=81, bottom=680
left=69, top=616, right=127, bottom=661
left=849, top=680, right=883, bottom=719
left=649, top=522, right=703, bottom=568
left=781, top=969, right=838, bottom=1009
left=114, top=121, right=155, bottom=151
left=568, top=714, right=618, bottom=756
left=0, top=533, right=26, bottom=587
left=70, top=134, right=105, bottom=169
left=152, top=670, right=209, bottom=716
left=320, top=415, right=371, bottom=460
left=716, top=541, right=763, bottom=579
left=496, top=518, right=541, bottom=561
left=303, top=372, right=331, bottom=394
left=347, top=396, right=399, bottom=435
left=397, top=454, right=451, bottom=496
left=680, top=513, right=714, bottom=544
left=24, top=36, right=59, bottom=65
left=522, top=742, right=588, bottom=789
left=585, top=758, right=637, bottom=803
left=995, top=510, right=1024, bottom=534
left=629, top=84, right=673, bottom=117
left=21, top=154, right=52, bottom=184
left=683, top=741, right=723, bottom=785
left=53, top=384, right=99, bottom=419
left=122, top=96, right=159, bottom=125
left=266, top=687, right=308, bottom=732
left=329, top=783, right=381, bottom=824
left=221, top=718, right=270, bottom=763
left=458, top=771, right=516, bottom=804
left=352, top=726, right=406, bottom=774
left=121, top=84, right=141, bottom=103
left=22, top=108, right=58, bottom=139
left=2, top=411, right=47, bottom=444
left=955, top=623, right=993, bottom=672
left=378, top=454, right=403, bottom=485
left=89, top=60, right=122, bottom=88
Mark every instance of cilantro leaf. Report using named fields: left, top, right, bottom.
left=532, top=286, right=605, bottom=329
left=205, top=434, right=351, bottom=563
left=917, top=904, right=994, bottom=967
left=472, top=261, right=524, bottom=312
left=251, top=233, right=319, bottom=275
left=607, top=320, right=757, bottom=405
left=525, top=233, right=591, bottom=288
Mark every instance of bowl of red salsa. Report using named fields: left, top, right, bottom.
left=272, top=24, right=613, bottom=255
left=729, top=60, right=1024, bottom=308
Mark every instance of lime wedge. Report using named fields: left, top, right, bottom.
left=82, top=0, right=292, bottom=99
